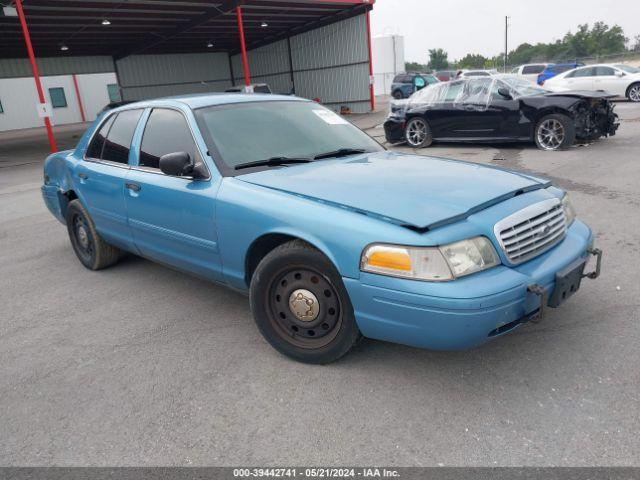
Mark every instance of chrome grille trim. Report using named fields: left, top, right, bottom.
left=494, top=198, right=567, bottom=264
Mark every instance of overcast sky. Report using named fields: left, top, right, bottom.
left=370, top=0, right=638, bottom=63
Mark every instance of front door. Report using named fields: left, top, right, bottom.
left=592, top=66, right=627, bottom=96
left=73, top=108, right=144, bottom=251
left=125, top=107, right=223, bottom=282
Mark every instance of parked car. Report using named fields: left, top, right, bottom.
left=537, top=63, right=584, bottom=86
left=225, top=83, right=272, bottom=94
left=544, top=64, right=640, bottom=102
left=434, top=70, right=457, bottom=82
left=511, top=63, right=552, bottom=83
left=384, top=75, right=619, bottom=150
left=390, top=73, right=439, bottom=99
left=457, top=69, right=494, bottom=79
left=42, top=94, right=602, bottom=363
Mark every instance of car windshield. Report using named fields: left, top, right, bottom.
left=614, top=64, right=640, bottom=74
left=498, top=76, right=547, bottom=97
left=195, top=101, right=383, bottom=173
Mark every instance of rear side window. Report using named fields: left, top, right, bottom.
left=86, top=115, right=116, bottom=159
left=101, top=109, right=143, bottom=164
left=567, top=67, right=594, bottom=78
left=393, top=75, right=404, bottom=83
left=139, top=109, right=199, bottom=170
left=522, top=65, right=546, bottom=74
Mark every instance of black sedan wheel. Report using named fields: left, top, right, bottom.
left=250, top=240, right=361, bottom=364
left=534, top=114, right=575, bottom=151
left=66, top=199, right=121, bottom=270
left=405, top=117, right=433, bottom=148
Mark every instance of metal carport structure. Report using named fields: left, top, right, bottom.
left=0, top=0, right=375, bottom=152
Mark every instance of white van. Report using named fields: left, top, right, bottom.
left=510, top=64, right=551, bottom=84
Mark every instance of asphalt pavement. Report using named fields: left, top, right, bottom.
left=1, top=100, right=639, bottom=466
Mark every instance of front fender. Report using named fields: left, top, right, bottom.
left=216, top=178, right=423, bottom=292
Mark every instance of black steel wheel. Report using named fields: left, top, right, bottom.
left=250, top=240, right=361, bottom=364
left=66, top=199, right=121, bottom=270
left=392, top=90, right=404, bottom=99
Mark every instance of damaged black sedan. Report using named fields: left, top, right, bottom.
left=384, top=75, right=619, bottom=151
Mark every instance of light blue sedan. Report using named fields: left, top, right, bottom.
left=41, top=94, right=602, bottom=363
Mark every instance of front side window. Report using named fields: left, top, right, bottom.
left=101, top=109, right=143, bottom=164
left=139, top=109, right=199, bottom=170
left=194, top=101, right=383, bottom=174
left=594, top=66, right=615, bottom=76
left=49, top=87, right=67, bottom=108
left=567, top=67, right=594, bottom=78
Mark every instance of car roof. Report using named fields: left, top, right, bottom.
left=110, top=92, right=306, bottom=111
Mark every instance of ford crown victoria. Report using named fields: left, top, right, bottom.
left=42, top=94, right=601, bottom=363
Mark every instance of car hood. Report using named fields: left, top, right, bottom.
left=236, top=151, right=550, bottom=230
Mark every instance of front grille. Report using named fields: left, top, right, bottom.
left=494, top=198, right=567, bottom=264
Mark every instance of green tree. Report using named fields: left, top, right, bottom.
left=427, top=48, right=449, bottom=70
left=405, top=61, right=427, bottom=72
left=457, top=53, right=488, bottom=69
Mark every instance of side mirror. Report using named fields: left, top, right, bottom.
left=615, top=71, right=624, bottom=77
left=159, top=151, right=204, bottom=178
left=497, top=87, right=513, bottom=100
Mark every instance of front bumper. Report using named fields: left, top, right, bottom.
left=343, top=220, right=597, bottom=350
left=383, top=117, right=406, bottom=144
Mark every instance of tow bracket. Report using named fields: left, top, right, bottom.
left=583, top=248, right=603, bottom=279
left=527, top=284, right=548, bottom=323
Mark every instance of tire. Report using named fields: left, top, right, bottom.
left=249, top=239, right=361, bottom=364
left=626, top=82, right=640, bottom=102
left=66, top=199, right=122, bottom=270
left=534, top=113, right=575, bottom=151
left=405, top=117, right=433, bottom=148
left=392, top=90, right=404, bottom=100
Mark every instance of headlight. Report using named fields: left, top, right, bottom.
left=561, top=194, right=576, bottom=226
left=361, top=236, right=500, bottom=282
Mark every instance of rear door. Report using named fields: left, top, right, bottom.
left=74, top=108, right=143, bottom=250
left=125, top=107, right=223, bottom=281
left=424, top=80, right=468, bottom=138
left=562, top=67, right=595, bottom=90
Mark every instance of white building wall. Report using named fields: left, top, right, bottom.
left=0, top=72, right=116, bottom=132
left=372, top=35, right=405, bottom=96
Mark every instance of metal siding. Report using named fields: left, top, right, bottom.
left=116, top=53, right=230, bottom=88
left=290, top=15, right=368, bottom=70
left=231, top=14, right=370, bottom=109
left=0, top=56, right=114, bottom=78
left=231, top=40, right=293, bottom=93
left=121, top=80, right=231, bottom=101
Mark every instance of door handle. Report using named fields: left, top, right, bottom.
left=78, top=173, right=88, bottom=180
left=125, top=182, right=141, bottom=192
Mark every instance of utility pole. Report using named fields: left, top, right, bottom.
left=504, top=16, right=509, bottom=73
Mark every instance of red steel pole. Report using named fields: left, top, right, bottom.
left=71, top=74, right=86, bottom=123
left=14, top=0, right=58, bottom=152
left=365, top=9, right=375, bottom=111
left=236, top=5, right=251, bottom=86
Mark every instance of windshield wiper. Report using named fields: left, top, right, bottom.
left=234, top=156, right=312, bottom=170
left=313, top=148, right=367, bottom=160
